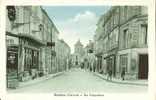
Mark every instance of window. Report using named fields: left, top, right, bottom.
left=124, top=6, right=128, bottom=21
left=32, top=50, right=38, bottom=68
left=24, top=48, right=39, bottom=71
left=123, top=29, right=128, bottom=48
left=120, top=54, right=128, bottom=72
left=141, top=24, right=148, bottom=45
left=6, top=39, right=14, bottom=44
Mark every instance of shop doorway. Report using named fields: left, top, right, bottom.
left=7, top=46, right=19, bottom=88
left=7, top=46, right=18, bottom=74
left=97, top=56, right=102, bottom=73
left=138, top=54, right=148, bottom=79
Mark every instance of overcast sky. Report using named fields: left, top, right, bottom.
left=43, top=6, right=110, bottom=53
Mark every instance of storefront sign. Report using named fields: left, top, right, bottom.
left=7, top=46, right=18, bottom=68
left=47, top=42, right=55, bottom=47
left=8, top=53, right=16, bottom=64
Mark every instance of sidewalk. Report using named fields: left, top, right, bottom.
left=93, top=72, right=148, bottom=86
left=17, top=71, right=65, bottom=89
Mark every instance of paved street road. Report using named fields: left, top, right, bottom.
left=8, top=68, right=147, bottom=93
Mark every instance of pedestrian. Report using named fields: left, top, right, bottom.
left=80, top=62, right=84, bottom=69
left=107, top=69, right=112, bottom=81
left=109, top=69, right=112, bottom=81
left=121, top=67, right=125, bottom=81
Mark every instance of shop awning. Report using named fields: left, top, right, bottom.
left=18, top=33, right=46, bottom=46
left=6, top=31, right=46, bottom=46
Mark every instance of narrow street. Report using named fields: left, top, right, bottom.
left=8, top=68, right=147, bottom=93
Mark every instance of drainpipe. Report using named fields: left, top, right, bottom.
left=51, top=27, right=53, bottom=74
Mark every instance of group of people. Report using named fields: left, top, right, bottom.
left=107, top=67, right=126, bottom=81
left=79, top=59, right=126, bottom=81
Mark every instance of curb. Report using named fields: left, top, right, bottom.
left=93, top=72, right=148, bottom=86
left=13, top=71, right=65, bottom=89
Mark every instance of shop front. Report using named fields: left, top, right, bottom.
left=117, top=48, right=148, bottom=80
left=18, top=35, right=45, bottom=81
left=105, top=55, right=116, bottom=76
left=7, top=46, right=19, bottom=88
left=105, top=50, right=117, bottom=77
left=6, top=33, right=19, bottom=88
left=95, top=52, right=103, bottom=73
left=23, top=47, right=39, bottom=80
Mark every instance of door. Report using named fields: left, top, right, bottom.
left=112, top=56, right=116, bottom=77
left=138, top=54, right=148, bottom=79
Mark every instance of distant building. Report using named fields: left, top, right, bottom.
left=83, top=40, right=96, bottom=71
left=72, top=39, right=85, bottom=67
left=56, top=39, right=71, bottom=71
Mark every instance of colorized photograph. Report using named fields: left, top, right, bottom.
left=6, top=6, right=148, bottom=93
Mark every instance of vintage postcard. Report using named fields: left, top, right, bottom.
left=0, top=0, right=155, bottom=100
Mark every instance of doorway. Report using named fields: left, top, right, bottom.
left=138, top=54, right=148, bottom=79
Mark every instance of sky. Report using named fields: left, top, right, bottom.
left=43, top=6, right=110, bottom=53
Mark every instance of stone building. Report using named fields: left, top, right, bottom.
left=55, top=39, right=71, bottom=71
left=94, top=14, right=106, bottom=74
left=42, top=8, right=59, bottom=74
left=6, top=6, right=66, bottom=86
left=117, top=6, right=148, bottom=79
left=94, top=6, right=148, bottom=79
left=6, top=6, right=46, bottom=82
left=72, top=39, right=85, bottom=67
left=83, top=40, right=96, bottom=71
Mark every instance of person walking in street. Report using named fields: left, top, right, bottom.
left=107, top=69, right=112, bottom=81
left=121, top=67, right=125, bottom=81
left=109, top=69, right=112, bottom=81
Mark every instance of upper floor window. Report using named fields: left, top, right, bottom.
left=141, top=24, right=148, bottom=45
left=123, top=29, right=128, bottom=48
left=124, top=6, right=128, bottom=21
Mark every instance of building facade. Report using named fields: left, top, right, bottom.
left=6, top=6, right=69, bottom=87
left=83, top=40, right=96, bottom=71
left=94, top=6, right=148, bottom=79
left=42, top=8, right=59, bottom=74
left=55, top=39, right=71, bottom=71
left=117, top=6, right=148, bottom=79
left=6, top=6, right=46, bottom=82
left=72, top=40, right=85, bottom=67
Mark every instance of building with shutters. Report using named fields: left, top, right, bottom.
left=6, top=6, right=62, bottom=85
left=94, top=6, right=148, bottom=80
left=117, top=6, right=148, bottom=79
